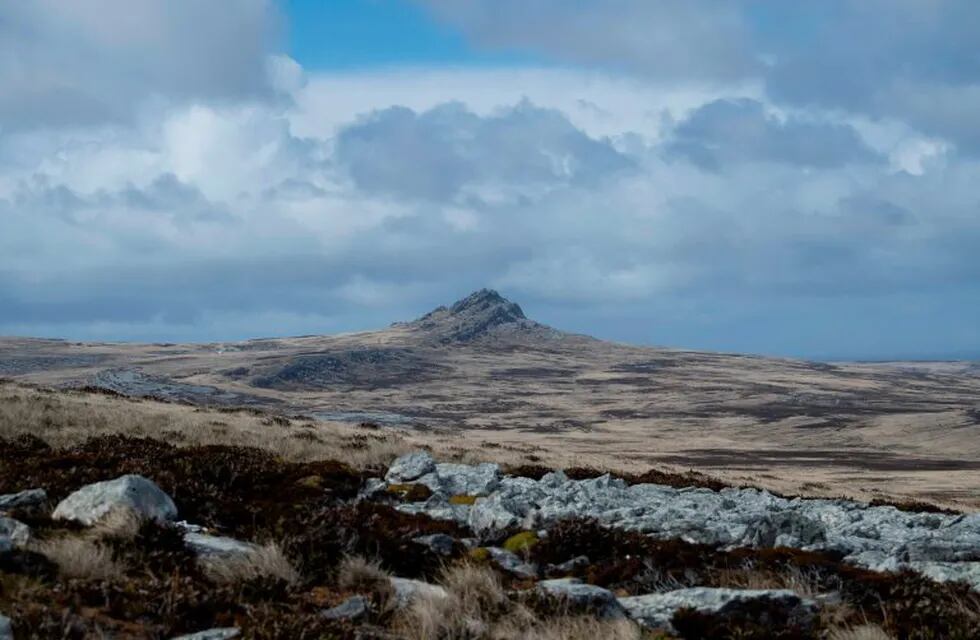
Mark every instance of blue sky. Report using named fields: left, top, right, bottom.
left=286, top=0, right=529, bottom=69
left=1, top=1, right=979, bottom=360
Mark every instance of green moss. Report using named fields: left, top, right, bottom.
left=448, top=494, right=478, bottom=505
left=503, top=531, right=539, bottom=554
left=385, top=483, right=432, bottom=502
left=468, top=547, right=491, bottom=562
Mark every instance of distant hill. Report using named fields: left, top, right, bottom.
left=2, top=288, right=979, bottom=509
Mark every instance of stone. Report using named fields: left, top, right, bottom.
left=486, top=547, right=537, bottom=579
left=52, top=475, right=177, bottom=526
left=385, top=452, right=436, bottom=483
left=359, top=478, right=386, bottom=500
left=412, top=533, right=456, bottom=556
left=322, top=595, right=369, bottom=621
left=384, top=460, right=980, bottom=591
left=0, top=615, right=11, bottom=640
left=536, top=578, right=625, bottom=619
left=618, top=588, right=817, bottom=634
left=415, top=462, right=501, bottom=497
left=183, top=532, right=257, bottom=558
left=0, top=489, right=47, bottom=511
left=389, top=577, right=448, bottom=608
left=170, top=629, right=240, bottom=640
left=549, top=555, right=590, bottom=575
left=0, top=517, right=30, bottom=547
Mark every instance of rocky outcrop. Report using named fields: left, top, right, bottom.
left=412, top=533, right=456, bottom=556
left=385, top=451, right=436, bottom=483
left=383, top=454, right=980, bottom=591
left=401, top=289, right=556, bottom=343
left=389, top=577, right=448, bottom=607
left=0, top=615, right=11, bottom=640
left=536, top=578, right=624, bottom=619
left=183, top=532, right=257, bottom=558
left=618, top=588, right=817, bottom=634
left=52, top=475, right=177, bottom=525
left=486, top=547, right=537, bottom=579
left=0, top=489, right=47, bottom=511
left=322, top=595, right=369, bottom=621
left=0, top=517, right=30, bottom=547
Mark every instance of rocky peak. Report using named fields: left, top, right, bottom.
left=405, top=289, right=540, bottom=343
left=448, top=289, right=526, bottom=322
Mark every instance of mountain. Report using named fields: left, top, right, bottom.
left=399, top=288, right=557, bottom=343
left=2, top=289, right=979, bottom=509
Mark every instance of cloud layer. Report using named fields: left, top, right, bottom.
left=0, top=1, right=978, bottom=358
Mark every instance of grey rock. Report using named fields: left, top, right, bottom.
left=0, top=538, right=10, bottom=554
left=549, top=555, right=590, bottom=574
left=618, top=588, right=816, bottom=633
left=385, top=451, right=436, bottom=483
left=537, top=578, right=624, bottom=619
left=52, top=475, right=177, bottom=526
left=359, top=478, right=386, bottom=500
left=0, top=517, right=30, bottom=547
left=0, top=488, right=47, bottom=511
left=322, top=595, right=369, bottom=621
left=0, top=615, right=11, bottom=640
left=388, top=461, right=980, bottom=591
left=389, top=577, right=448, bottom=607
left=415, top=462, right=501, bottom=497
left=170, top=629, right=240, bottom=640
left=487, top=547, right=537, bottom=579
left=184, top=532, right=257, bottom=558
left=413, top=533, right=456, bottom=556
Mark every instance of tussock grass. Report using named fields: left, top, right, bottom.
left=827, top=625, right=894, bottom=640
left=336, top=555, right=394, bottom=603
left=32, top=536, right=123, bottom=581
left=200, top=542, right=299, bottom=585
left=0, top=382, right=418, bottom=468
left=393, top=563, right=643, bottom=640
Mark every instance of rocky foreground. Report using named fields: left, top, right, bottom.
left=0, top=436, right=978, bottom=638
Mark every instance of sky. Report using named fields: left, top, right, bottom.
left=1, top=0, right=979, bottom=360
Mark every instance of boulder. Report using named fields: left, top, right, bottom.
left=183, top=533, right=257, bottom=558
left=486, top=547, right=536, bottom=579
left=385, top=452, right=436, bottom=483
left=0, top=489, right=47, bottom=511
left=52, top=475, right=177, bottom=526
left=618, top=588, right=817, bottom=633
left=170, top=629, right=240, bottom=640
left=0, top=517, right=30, bottom=547
left=536, top=578, right=625, bottom=619
left=548, top=555, right=590, bottom=575
left=322, top=595, right=369, bottom=621
left=415, top=462, right=500, bottom=497
left=0, top=614, right=10, bottom=640
left=412, top=533, right=456, bottom=556
left=389, top=577, right=448, bottom=608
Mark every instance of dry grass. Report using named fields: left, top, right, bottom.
left=392, top=563, right=642, bottom=640
left=714, top=564, right=831, bottom=598
left=87, top=506, right=144, bottom=540
left=0, top=382, right=420, bottom=468
left=200, top=542, right=299, bottom=585
left=32, top=536, right=124, bottom=581
left=336, top=555, right=394, bottom=600
left=827, top=625, right=894, bottom=640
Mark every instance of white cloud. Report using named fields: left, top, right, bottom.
left=1, top=3, right=980, bottom=357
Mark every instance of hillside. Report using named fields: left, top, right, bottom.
left=1, top=289, right=979, bottom=509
